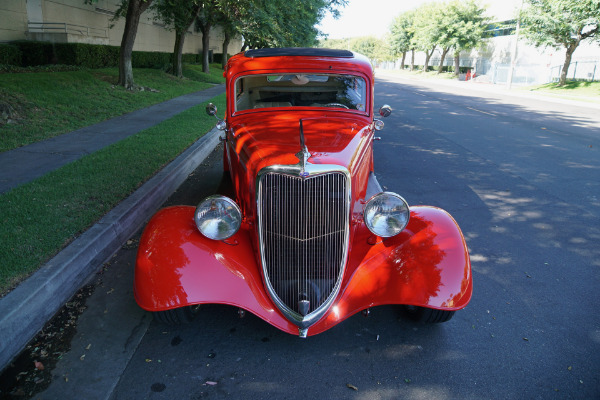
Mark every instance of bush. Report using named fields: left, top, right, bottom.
left=7, top=41, right=201, bottom=70
left=0, top=44, right=22, bottom=66
left=11, top=41, right=54, bottom=66
left=132, top=50, right=171, bottom=69
left=54, top=43, right=119, bottom=68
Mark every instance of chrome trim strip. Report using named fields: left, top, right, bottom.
left=256, top=162, right=351, bottom=335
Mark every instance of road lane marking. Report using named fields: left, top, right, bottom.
left=466, top=106, right=496, bottom=116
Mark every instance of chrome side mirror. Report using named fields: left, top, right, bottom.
left=206, top=103, right=226, bottom=131
left=379, top=104, right=392, bottom=118
left=374, top=119, right=385, bottom=131
left=206, top=103, right=217, bottom=116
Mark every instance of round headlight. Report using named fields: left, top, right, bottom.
left=194, top=195, right=242, bottom=240
left=364, top=192, right=410, bottom=237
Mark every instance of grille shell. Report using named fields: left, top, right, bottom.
left=257, top=165, right=351, bottom=331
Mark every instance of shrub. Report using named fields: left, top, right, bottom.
left=0, top=44, right=22, bottom=66
left=11, top=41, right=54, bottom=66
left=54, top=43, right=119, bottom=68
left=8, top=41, right=201, bottom=70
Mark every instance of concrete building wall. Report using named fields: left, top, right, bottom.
left=0, top=0, right=28, bottom=41
left=1, top=0, right=242, bottom=57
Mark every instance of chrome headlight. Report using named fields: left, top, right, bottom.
left=194, top=195, right=242, bottom=240
left=364, top=192, right=410, bottom=237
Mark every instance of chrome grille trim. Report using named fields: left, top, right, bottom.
left=257, top=164, right=351, bottom=333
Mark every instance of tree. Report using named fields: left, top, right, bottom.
left=195, top=0, right=220, bottom=74
left=520, top=0, right=600, bottom=86
left=390, top=10, right=415, bottom=69
left=440, top=0, right=488, bottom=77
left=235, top=0, right=347, bottom=50
left=411, top=3, right=445, bottom=72
left=112, top=0, right=154, bottom=89
left=152, top=0, right=202, bottom=78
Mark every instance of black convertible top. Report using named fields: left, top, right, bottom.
left=244, top=48, right=354, bottom=58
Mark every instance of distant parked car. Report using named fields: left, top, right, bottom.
left=134, top=48, right=473, bottom=337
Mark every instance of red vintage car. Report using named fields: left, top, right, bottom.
left=134, top=48, right=472, bottom=337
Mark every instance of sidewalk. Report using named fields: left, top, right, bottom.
left=0, top=84, right=225, bottom=372
left=0, top=84, right=225, bottom=194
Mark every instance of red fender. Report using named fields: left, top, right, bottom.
left=134, top=206, right=472, bottom=336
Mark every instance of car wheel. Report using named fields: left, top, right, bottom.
left=402, top=305, right=455, bottom=323
left=153, top=305, right=199, bottom=325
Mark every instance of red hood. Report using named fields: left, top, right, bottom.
left=229, top=113, right=373, bottom=175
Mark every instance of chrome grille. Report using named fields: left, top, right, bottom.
left=258, top=171, right=349, bottom=318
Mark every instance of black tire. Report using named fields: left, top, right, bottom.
left=153, top=306, right=199, bottom=325
left=402, top=305, right=455, bottom=323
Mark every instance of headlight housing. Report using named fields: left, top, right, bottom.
left=363, top=192, right=410, bottom=237
left=194, top=195, right=242, bottom=240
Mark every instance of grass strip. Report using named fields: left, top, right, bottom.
left=0, top=64, right=224, bottom=152
left=0, top=93, right=226, bottom=295
left=521, top=81, right=600, bottom=103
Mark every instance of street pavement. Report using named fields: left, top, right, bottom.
left=2, top=72, right=599, bottom=399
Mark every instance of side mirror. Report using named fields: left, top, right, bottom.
left=379, top=105, right=392, bottom=118
left=206, top=103, right=225, bottom=131
left=206, top=103, right=218, bottom=116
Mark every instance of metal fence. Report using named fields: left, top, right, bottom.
left=549, top=61, right=599, bottom=82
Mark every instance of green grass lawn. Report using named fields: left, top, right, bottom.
left=0, top=94, right=226, bottom=295
left=522, top=81, right=600, bottom=102
left=0, top=64, right=224, bottom=152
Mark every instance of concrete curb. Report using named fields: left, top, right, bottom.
left=0, top=128, right=221, bottom=371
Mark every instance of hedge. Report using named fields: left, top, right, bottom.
left=4, top=41, right=210, bottom=69
left=0, top=44, right=22, bottom=65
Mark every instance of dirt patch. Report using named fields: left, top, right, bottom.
left=0, top=282, right=96, bottom=399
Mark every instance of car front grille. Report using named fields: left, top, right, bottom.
left=258, top=170, right=349, bottom=319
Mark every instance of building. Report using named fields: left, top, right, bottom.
left=0, top=0, right=242, bottom=59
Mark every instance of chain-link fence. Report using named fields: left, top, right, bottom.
left=549, top=61, right=599, bottom=82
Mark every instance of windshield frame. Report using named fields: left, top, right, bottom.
left=230, top=71, right=371, bottom=117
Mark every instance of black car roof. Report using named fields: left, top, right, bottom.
left=244, top=48, right=354, bottom=58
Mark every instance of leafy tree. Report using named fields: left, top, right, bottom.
left=195, top=0, right=220, bottom=74
left=439, top=0, right=488, bottom=76
left=152, top=0, right=202, bottom=78
left=411, top=3, right=445, bottom=72
left=390, top=10, right=415, bottom=69
left=349, top=36, right=382, bottom=61
left=520, top=0, right=600, bottom=86
left=94, top=0, right=154, bottom=89
left=237, top=0, right=347, bottom=49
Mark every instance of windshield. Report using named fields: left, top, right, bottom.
left=234, top=74, right=367, bottom=112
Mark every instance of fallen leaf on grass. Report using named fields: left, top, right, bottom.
left=34, top=361, right=44, bottom=371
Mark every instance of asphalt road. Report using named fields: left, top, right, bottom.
left=35, top=76, right=599, bottom=400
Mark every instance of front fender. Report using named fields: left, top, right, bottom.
left=134, top=206, right=471, bottom=336
left=134, top=206, right=297, bottom=334
left=309, top=206, right=472, bottom=335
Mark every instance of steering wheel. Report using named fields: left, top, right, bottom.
left=324, top=103, right=349, bottom=109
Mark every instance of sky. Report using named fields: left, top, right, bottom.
left=317, top=0, right=522, bottom=40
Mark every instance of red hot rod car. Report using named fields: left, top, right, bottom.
left=134, top=48, right=472, bottom=337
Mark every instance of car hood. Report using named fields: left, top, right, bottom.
left=229, top=113, right=373, bottom=174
